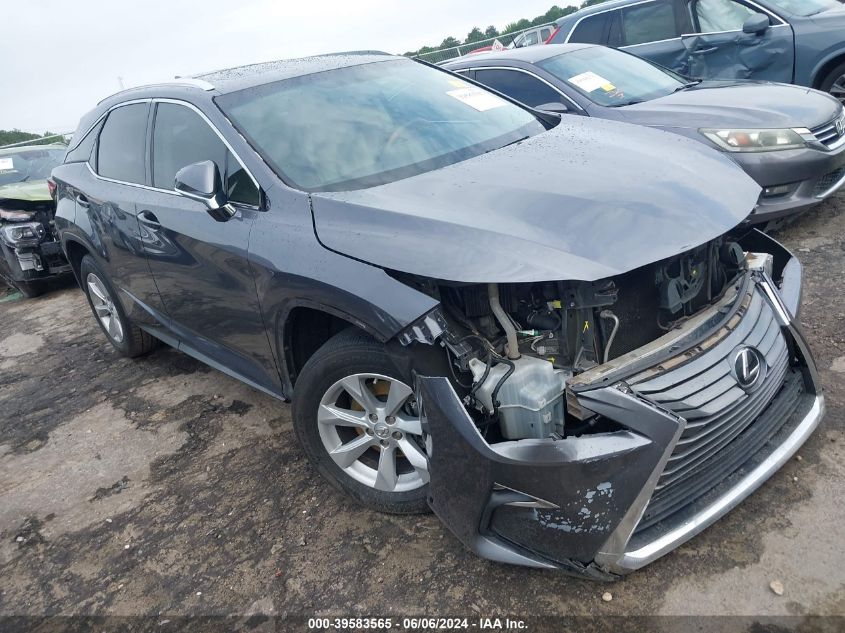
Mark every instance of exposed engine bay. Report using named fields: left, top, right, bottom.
left=399, top=235, right=753, bottom=443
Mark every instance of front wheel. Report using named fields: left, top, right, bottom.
left=820, top=62, right=845, bottom=106
left=292, top=329, right=430, bottom=514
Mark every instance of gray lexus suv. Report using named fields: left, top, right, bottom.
left=51, top=53, right=823, bottom=578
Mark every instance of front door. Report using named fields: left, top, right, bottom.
left=682, top=0, right=795, bottom=82
left=617, top=0, right=692, bottom=74
left=139, top=100, right=279, bottom=393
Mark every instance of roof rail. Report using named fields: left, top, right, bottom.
left=96, top=78, right=215, bottom=105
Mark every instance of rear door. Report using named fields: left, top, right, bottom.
left=140, top=100, right=279, bottom=393
left=79, top=102, right=169, bottom=326
left=682, top=0, right=794, bottom=82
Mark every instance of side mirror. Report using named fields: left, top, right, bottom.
left=174, top=160, right=234, bottom=222
left=537, top=102, right=570, bottom=114
left=743, top=13, right=770, bottom=35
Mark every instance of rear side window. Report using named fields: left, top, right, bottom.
left=152, top=102, right=259, bottom=206
left=569, top=13, right=609, bottom=44
left=474, top=69, right=563, bottom=108
left=621, top=0, right=680, bottom=46
left=97, top=103, right=148, bottom=184
left=65, top=119, right=104, bottom=166
left=540, top=28, right=552, bottom=42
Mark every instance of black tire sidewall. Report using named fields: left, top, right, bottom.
left=79, top=255, right=137, bottom=356
left=821, top=62, right=845, bottom=95
left=292, top=331, right=430, bottom=514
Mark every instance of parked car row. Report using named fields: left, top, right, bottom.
left=47, top=49, right=825, bottom=578
left=445, top=44, right=845, bottom=226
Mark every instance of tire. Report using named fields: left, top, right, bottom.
left=11, top=280, right=45, bottom=298
left=292, top=328, right=430, bottom=514
left=820, top=61, right=845, bottom=105
left=79, top=254, right=157, bottom=358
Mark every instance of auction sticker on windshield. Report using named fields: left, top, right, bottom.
left=0, top=158, right=14, bottom=172
left=446, top=87, right=507, bottom=111
left=569, top=71, right=615, bottom=93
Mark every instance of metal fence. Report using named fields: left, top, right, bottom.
left=413, top=23, right=555, bottom=65
left=0, top=133, right=72, bottom=151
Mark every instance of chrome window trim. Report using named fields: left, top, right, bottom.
left=564, top=0, right=787, bottom=45
left=83, top=97, right=261, bottom=208
left=468, top=66, right=585, bottom=111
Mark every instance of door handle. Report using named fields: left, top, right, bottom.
left=692, top=46, right=718, bottom=54
left=137, top=210, right=161, bottom=227
left=75, top=193, right=90, bottom=208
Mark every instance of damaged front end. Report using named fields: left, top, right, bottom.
left=0, top=197, right=71, bottom=293
left=403, top=229, right=823, bottom=578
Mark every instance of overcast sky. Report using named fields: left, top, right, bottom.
left=2, top=0, right=575, bottom=134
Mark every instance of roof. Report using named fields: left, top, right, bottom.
left=0, top=143, right=67, bottom=157
left=442, top=43, right=595, bottom=69
left=194, top=52, right=399, bottom=94
left=555, top=0, right=638, bottom=24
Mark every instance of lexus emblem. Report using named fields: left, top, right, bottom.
left=837, top=117, right=844, bottom=138
left=734, top=347, right=764, bottom=390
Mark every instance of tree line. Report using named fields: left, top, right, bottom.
left=0, top=129, right=61, bottom=148
left=404, top=1, right=609, bottom=57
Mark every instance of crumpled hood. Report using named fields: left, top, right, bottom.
left=311, top=117, right=760, bottom=283
left=618, top=82, right=842, bottom=130
left=0, top=180, right=51, bottom=204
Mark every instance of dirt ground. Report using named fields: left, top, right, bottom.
left=0, top=194, right=843, bottom=628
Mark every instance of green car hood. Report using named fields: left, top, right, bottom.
left=0, top=180, right=51, bottom=203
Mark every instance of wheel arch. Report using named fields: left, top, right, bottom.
left=280, top=301, right=381, bottom=391
left=811, top=51, right=845, bottom=90
left=63, top=237, right=92, bottom=283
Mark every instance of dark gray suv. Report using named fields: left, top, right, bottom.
left=51, top=53, right=823, bottom=578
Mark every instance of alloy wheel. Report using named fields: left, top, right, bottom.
left=86, top=272, right=124, bottom=344
left=317, top=373, right=428, bottom=493
left=832, top=73, right=845, bottom=106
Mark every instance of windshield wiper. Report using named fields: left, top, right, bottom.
left=673, top=80, right=702, bottom=93
left=489, top=136, right=529, bottom=153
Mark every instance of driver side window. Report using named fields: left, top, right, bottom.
left=151, top=102, right=259, bottom=206
left=694, top=0, right=757, bottom=32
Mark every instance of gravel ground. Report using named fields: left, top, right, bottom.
left=0, top=194, right=843, bottom=629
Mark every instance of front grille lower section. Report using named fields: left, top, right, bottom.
left=813, top=166, right=845, bottom=197
left=630, top=289, right=794, bottom=531
left=811, top=112, right=845, bottom=148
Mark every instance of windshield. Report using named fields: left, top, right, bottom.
left=764, top=0, right=840, bottom=16
left=538, top=47, right=684, bottom=107
left=0, top=148, right=64, bottom=187
left=216, top=59, right=545, bottom=192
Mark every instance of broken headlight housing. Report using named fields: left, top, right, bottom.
left=1, top=222, right=45, bottom=248
left=700, top=128, right=812, bottom=153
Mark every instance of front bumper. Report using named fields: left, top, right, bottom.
left=420, top=247, right=822, bottom=578
left=0, top=238, right=71, bottom=284
left=740, top=141, right=845, bottom=223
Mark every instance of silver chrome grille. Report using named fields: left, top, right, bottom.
left=629, top=289, right=791, bottom=528
left=810, top=111, right=845, bottom=148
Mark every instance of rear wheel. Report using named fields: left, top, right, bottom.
left=820, top=62, right=845, bottom=106
left=79, top=255, right=157, bottom=357
left=292, top=329, right=430, bottom=514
